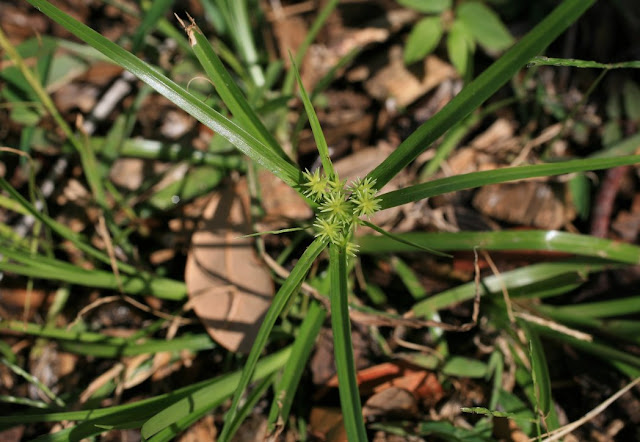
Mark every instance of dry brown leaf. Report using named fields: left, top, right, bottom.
left=473, top=182, right=575, bottom=230
left=363, top=386, right=418, bottom=419
left=177, top=415, right=217, bottom=442
left=185, top=182, right=274, bottom=353
left=365, top=46, right=456, bottom=108
left=309, top=407, right=347, bottom=442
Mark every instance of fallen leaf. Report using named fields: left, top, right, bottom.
left=365, top=46, right=456, bottom=108
left=309, top=407, right=347, bottom=442
left=185, top=182, right=274, bottom=353
left=177, top=415, right=217, bottom=442
left=363, top=386, right=418, bottom=418
left=473, top=182, right=575, bottom=230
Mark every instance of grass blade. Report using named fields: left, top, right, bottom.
left=0, top=245, right=186, bottom=300
left=329, top=244, right=367, bottom=441
left=282, top=0, right=340, bottom=95
left=217, top=237, right=328, bottom=442
left=378, top=154, right=640, bottom=209
left=538, top=297, right=640, bottom=318
left=0, top=321, right=210, bottom=357
left=267, top=301, right=326, bottom=435
left=290, top=54, right=335, bottom=179
left=361, top=220, right=451, bottom=257
left=358, top=229, right=640, bottom=264
left=25, top=0, right=301, bottom=187
left=412, top=259, right=614, bottom=317
left=520, top=322, right=553, bottom=420
left=183, top=19, right=289, bottom=162
left=528, top=56, right=640, bottom=69
left=140, top=346, right=291, bottom=439
left=367, top=0, right=596, bottom=189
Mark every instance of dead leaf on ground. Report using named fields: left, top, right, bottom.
left=363, top=386, right=418, bottom=418
left=473, top=182, right=575, bottom=230
left=185, top=182, right=274, bottom=354
left=177, top=414, right=217, bottom=442
left=365, top=46, right=456, bottom=108
left=308, top=407, right=347, bottom=442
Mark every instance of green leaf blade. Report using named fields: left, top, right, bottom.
left=290, top=54, right=335, bottom=179
left=329, top=244, right=367, bottom=441
left=217, top=238, right=328, bottom=442
left=186, top=23, right=290, bottom=162
left=378, top=155, right=640, bottom=209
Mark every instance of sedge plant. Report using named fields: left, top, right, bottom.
left=2, top=0, right=640, bottom=440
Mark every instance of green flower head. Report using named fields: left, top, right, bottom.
left=306, top=171, right=381, bottom=257
left=302, top=168, right=330, bottom=201
left=319, top=190, right=353, bottom=224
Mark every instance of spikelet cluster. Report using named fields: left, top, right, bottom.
left=302, top=170, right=381, bottom=257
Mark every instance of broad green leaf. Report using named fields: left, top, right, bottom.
left=446, top=20, right=471, bottom=76
left=442, top=356, right=487, bottom=378
left=457, top=2, right=514, bottom=51
left=367, top=0, right=596, bottom=189
left=404, top=17, right=443, bottom=64
left=398, top=0, right=452, bottom=14
left=377, top=154, right=640, bottom=209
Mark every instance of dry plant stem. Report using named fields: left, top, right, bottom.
left=68, top=295, right=123, bottom=330
left=537, top=376, right=640, bottom=442
left=69, top=294, right=193, bottom=330
left=81, top=70, right=136, bottom=134
left=481, top=250, right=515, bottom=323
left=590, top=166, right=630, bottom=237
left=515, top=311, right=592, bottom=342
left=79, top=362, right=125, bottom=404
left=97, top=214, right=124, bottom=293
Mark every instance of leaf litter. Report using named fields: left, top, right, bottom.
left=185, top=181, right=274, bottom=354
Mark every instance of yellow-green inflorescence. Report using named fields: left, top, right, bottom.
left=303, top=169, right=381, bottom=257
